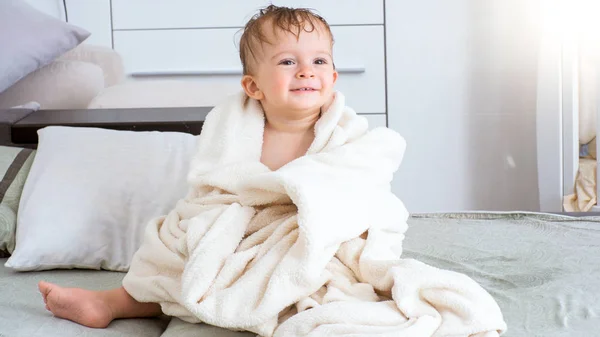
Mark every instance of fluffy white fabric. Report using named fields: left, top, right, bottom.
left=123, top=91, right=506, bottom=336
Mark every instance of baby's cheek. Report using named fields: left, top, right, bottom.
left=273, top=76, right=289, bottom=91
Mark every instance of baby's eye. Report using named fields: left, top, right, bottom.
left=279, top=59, right=295, bottom=65
left=314, top=58, right=328, bottom=65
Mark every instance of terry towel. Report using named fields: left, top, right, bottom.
left=123, top=91, right=507, bottom=337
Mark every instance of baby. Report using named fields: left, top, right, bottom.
left=38, top=4, right=338, bottom=329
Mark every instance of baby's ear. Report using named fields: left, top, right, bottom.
left=241, top=75, right=264, bottom=100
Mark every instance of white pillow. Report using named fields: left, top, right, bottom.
left=5, top=126, right=197, bottom=271
left=0, top=60, right=104, bottom=109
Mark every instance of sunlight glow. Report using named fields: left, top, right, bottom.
left=543, top=0, right=600, bottom=49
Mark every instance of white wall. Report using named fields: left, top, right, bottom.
left=23, top=0, right=64, bottom=18
left=22, top=0, right=112, bottom=47
left=386, top=0, right=543, bottom=212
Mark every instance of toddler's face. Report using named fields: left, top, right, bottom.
left=247, top=23, right=338, bottom=115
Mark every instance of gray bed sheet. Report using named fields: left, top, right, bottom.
left=404, top=212, right=600, bottom=337
left=0, top=260, right=168, bottom=337
left=0, top=260, right=251, bottom=337
left=1, top=212, right=599, bottom=337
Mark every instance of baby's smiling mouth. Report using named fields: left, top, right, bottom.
left=291, top=87, right=318, bottom=92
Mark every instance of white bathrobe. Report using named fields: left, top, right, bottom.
left=122, top=91, right=506, bottom=337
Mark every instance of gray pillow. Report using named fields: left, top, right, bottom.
left=0, top=0, right=90, bottom=93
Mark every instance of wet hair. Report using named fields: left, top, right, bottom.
left=238, top=4, right=334, bottom=75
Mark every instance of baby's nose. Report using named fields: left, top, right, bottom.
left=296, top=66, right=315, bottom=78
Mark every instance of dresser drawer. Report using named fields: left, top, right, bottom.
left=66, top=0, right=112, bottom=48
left=113, top=25, right=386, bottom=114
left=112, top=0, right=383, bottom=30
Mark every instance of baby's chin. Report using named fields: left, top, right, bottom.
left=286, top=101, right=326, bottom=114
left=287, top=94, right=330, bottom=108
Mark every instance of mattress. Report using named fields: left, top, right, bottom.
left=2, top=212, right=599, bottom=337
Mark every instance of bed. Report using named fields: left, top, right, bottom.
left=1, top=108, right=600, bottom=336
left=1, top=212, right=599, bottom=336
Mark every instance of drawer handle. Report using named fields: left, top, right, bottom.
left=130, top=66, right=365, bottom=77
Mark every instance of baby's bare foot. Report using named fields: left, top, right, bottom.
left=38, top=281, right=114, bottom=328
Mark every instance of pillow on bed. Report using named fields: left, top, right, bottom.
left=5, top=126, right=197, bottom=271
left=0, top=146, right=36, bottom=256
left=0, top=0, right=90, bottom=93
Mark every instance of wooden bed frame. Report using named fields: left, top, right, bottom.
left=0, top=107, right=212, bottom=148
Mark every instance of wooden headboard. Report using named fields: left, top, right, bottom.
left=0, top=107, right=212, bottom=148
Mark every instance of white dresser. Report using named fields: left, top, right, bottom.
left=67, top=0, right=387, bottom=128
left=40, top=0, right=547, bottom=212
